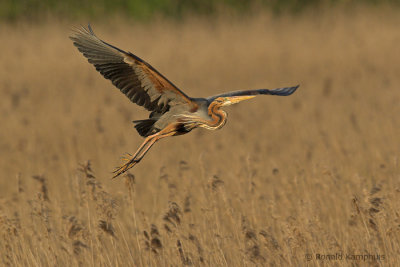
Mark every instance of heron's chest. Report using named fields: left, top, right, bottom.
left=191, top=108, right=212, bottom=121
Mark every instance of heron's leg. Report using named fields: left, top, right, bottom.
left=122, top=133, right=158, bottom=163
left=112, top=124, right=178, bottom=178
left=112, top=134, right=158, bottom=178
left=131, top=130, right=175, bottom=164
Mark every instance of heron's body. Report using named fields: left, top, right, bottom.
left=133, top=95, right=236, bottom=136
left=70, top=25, right=299, bottom=178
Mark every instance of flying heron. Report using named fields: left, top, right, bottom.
left=70, top=25, right=299, bottom=178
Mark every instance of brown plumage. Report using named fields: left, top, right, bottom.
left=70, top=25, right=299, bottom=178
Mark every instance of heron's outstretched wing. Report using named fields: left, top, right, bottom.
left=70, top=25, right=195, bottom=113
left=208, top=85, right=299, bottom=101
left=208, top=85, right=300, bottom=101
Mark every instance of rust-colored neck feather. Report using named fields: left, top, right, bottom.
left=201, top=102, right=227, bottom=130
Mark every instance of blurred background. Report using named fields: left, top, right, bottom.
left=0, top=0, right=399, bottom=266
left=1, top=0, right=400, bottom=22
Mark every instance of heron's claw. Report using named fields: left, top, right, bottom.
left=112, top=157, right=140, bottom=179
left=120, top=152, right=133, bottom=161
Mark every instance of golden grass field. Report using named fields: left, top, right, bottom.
left=1, top=7, right=399, bottom=266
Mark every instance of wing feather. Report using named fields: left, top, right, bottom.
left=70, top=25, right=195, bottom=113
left=208, top=85, right=299, bottom=101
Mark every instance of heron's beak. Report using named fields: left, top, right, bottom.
left=221, top=95, right=256, bottom=106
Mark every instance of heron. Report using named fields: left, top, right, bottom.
left=70, top=25, right=299, bottom=178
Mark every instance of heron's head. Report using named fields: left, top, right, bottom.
left=212, top=95, right=256, bottom=108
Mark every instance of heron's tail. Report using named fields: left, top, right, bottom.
left=133, top=119, right=157, bottom=137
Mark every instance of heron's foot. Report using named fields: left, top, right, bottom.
left=112, top=157, right=140, bottom=179
left=121, top=152, right=133, bottom=161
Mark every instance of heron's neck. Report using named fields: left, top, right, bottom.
left=202, top=103, right=227, bottom=130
